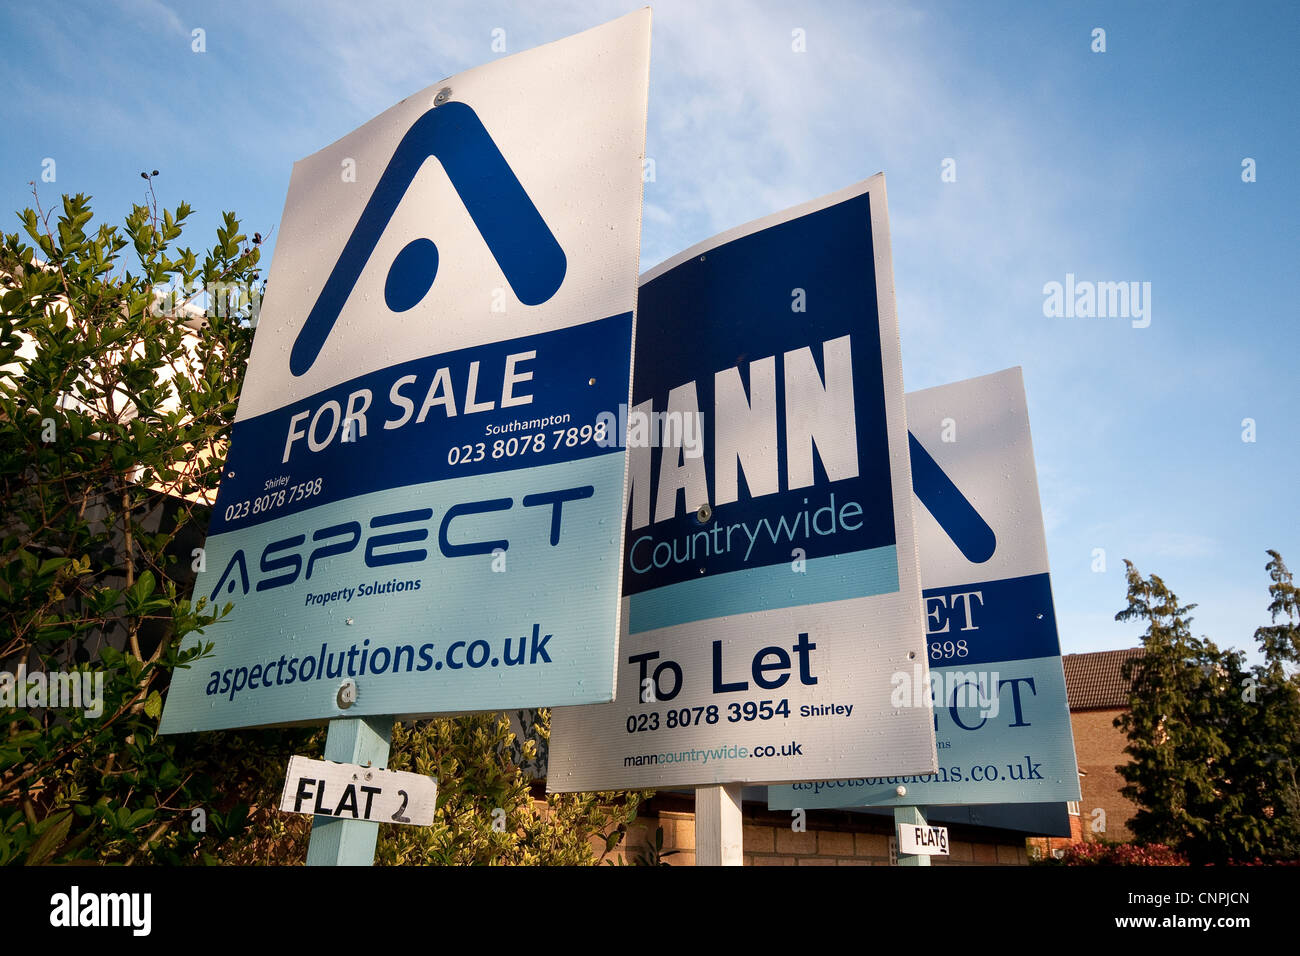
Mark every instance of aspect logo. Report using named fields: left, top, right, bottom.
left=290, top=101, right=568, bottom=377
left=208, top=486, right=593, bottom=602
left=908, top=432, right=996, bottom=564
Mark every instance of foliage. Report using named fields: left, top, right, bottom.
left=1115, top=553, right=1300, bottom=864
left=377, top=708, right=648, bottom=866
left=0, top=186, right=653, bottom=866
left=1053, top=840, right=1187, bottom=866
left=1244, top=551, right=1300, bottom=859
left=1, top=187, right=651, bottom=866
left=0, top=183, right=316, bottom=864
left=613, top=825, right=679, bottom=866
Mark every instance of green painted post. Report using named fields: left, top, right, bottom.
left=305, top=716, right=394, bottom=866
left=894, top=805, right=931, bottom=867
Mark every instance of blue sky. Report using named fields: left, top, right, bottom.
left=2, top=0, right=1296, bottom=663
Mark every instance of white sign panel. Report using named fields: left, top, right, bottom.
left=161, top=11, right=652, bottom=732
left=898, top=823, right=949, bottom=855
left=279, top=755, right=437, bottom=827
left=549, top=177, right=936, bottom=790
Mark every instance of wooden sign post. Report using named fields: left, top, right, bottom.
left=305, top=717, right=394, bottom=866
left=894, top=805, right=930, bottom=867
left=696, top=784, right=744, bottom=866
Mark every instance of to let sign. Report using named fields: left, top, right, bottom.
left=549, top=177, right=936, bottom=790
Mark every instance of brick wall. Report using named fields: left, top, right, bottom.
left=1070, top=707, right=1140, bottom=842
left=611, top=796, right=1030, bottom=866
left=1027, top=810, right=1082, bottom=860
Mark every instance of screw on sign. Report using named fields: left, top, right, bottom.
left=337, top=679, right=358, bottom=709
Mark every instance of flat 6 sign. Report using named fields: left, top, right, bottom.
left=898, top=824, right=949, bottom=856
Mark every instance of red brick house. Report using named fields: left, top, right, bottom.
left=1033, top=648, right=1145, bottom=857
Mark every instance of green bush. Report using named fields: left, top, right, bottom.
left=0, top=184, right=299, bottom=864
left=378, top=709, right=648, bottom=866
left=1, top=186, right=646, bottom=865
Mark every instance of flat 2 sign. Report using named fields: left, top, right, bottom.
left=160, top=11, right=652, bottom=732
left=549, top=178, right=937, bottom=790
left=280, top=756, right=437, bottom=827
left=769, top=368, right=1081, bottom=809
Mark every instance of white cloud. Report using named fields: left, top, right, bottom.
left=1127, top=531, right=1218, bottom=560
left=642, top=201, right=673, bottom=226
left=115, top=0, right=187, bottom=39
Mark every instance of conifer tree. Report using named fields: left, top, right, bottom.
left=1116, top=555, right=1300, bottom=863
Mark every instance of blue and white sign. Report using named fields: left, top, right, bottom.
left=160, top=11, right=653, bottom=732
left=549, top=177, right=937, bottom=790
left=768, top=368, right=1082, bottom=808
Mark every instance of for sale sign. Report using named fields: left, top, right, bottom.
left=160, top=11, right=652, bottom=732
left=769, top=368, right=1081, bottom=809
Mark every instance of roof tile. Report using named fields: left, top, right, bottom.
left=1062, top=647, right=1145, bottom=710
